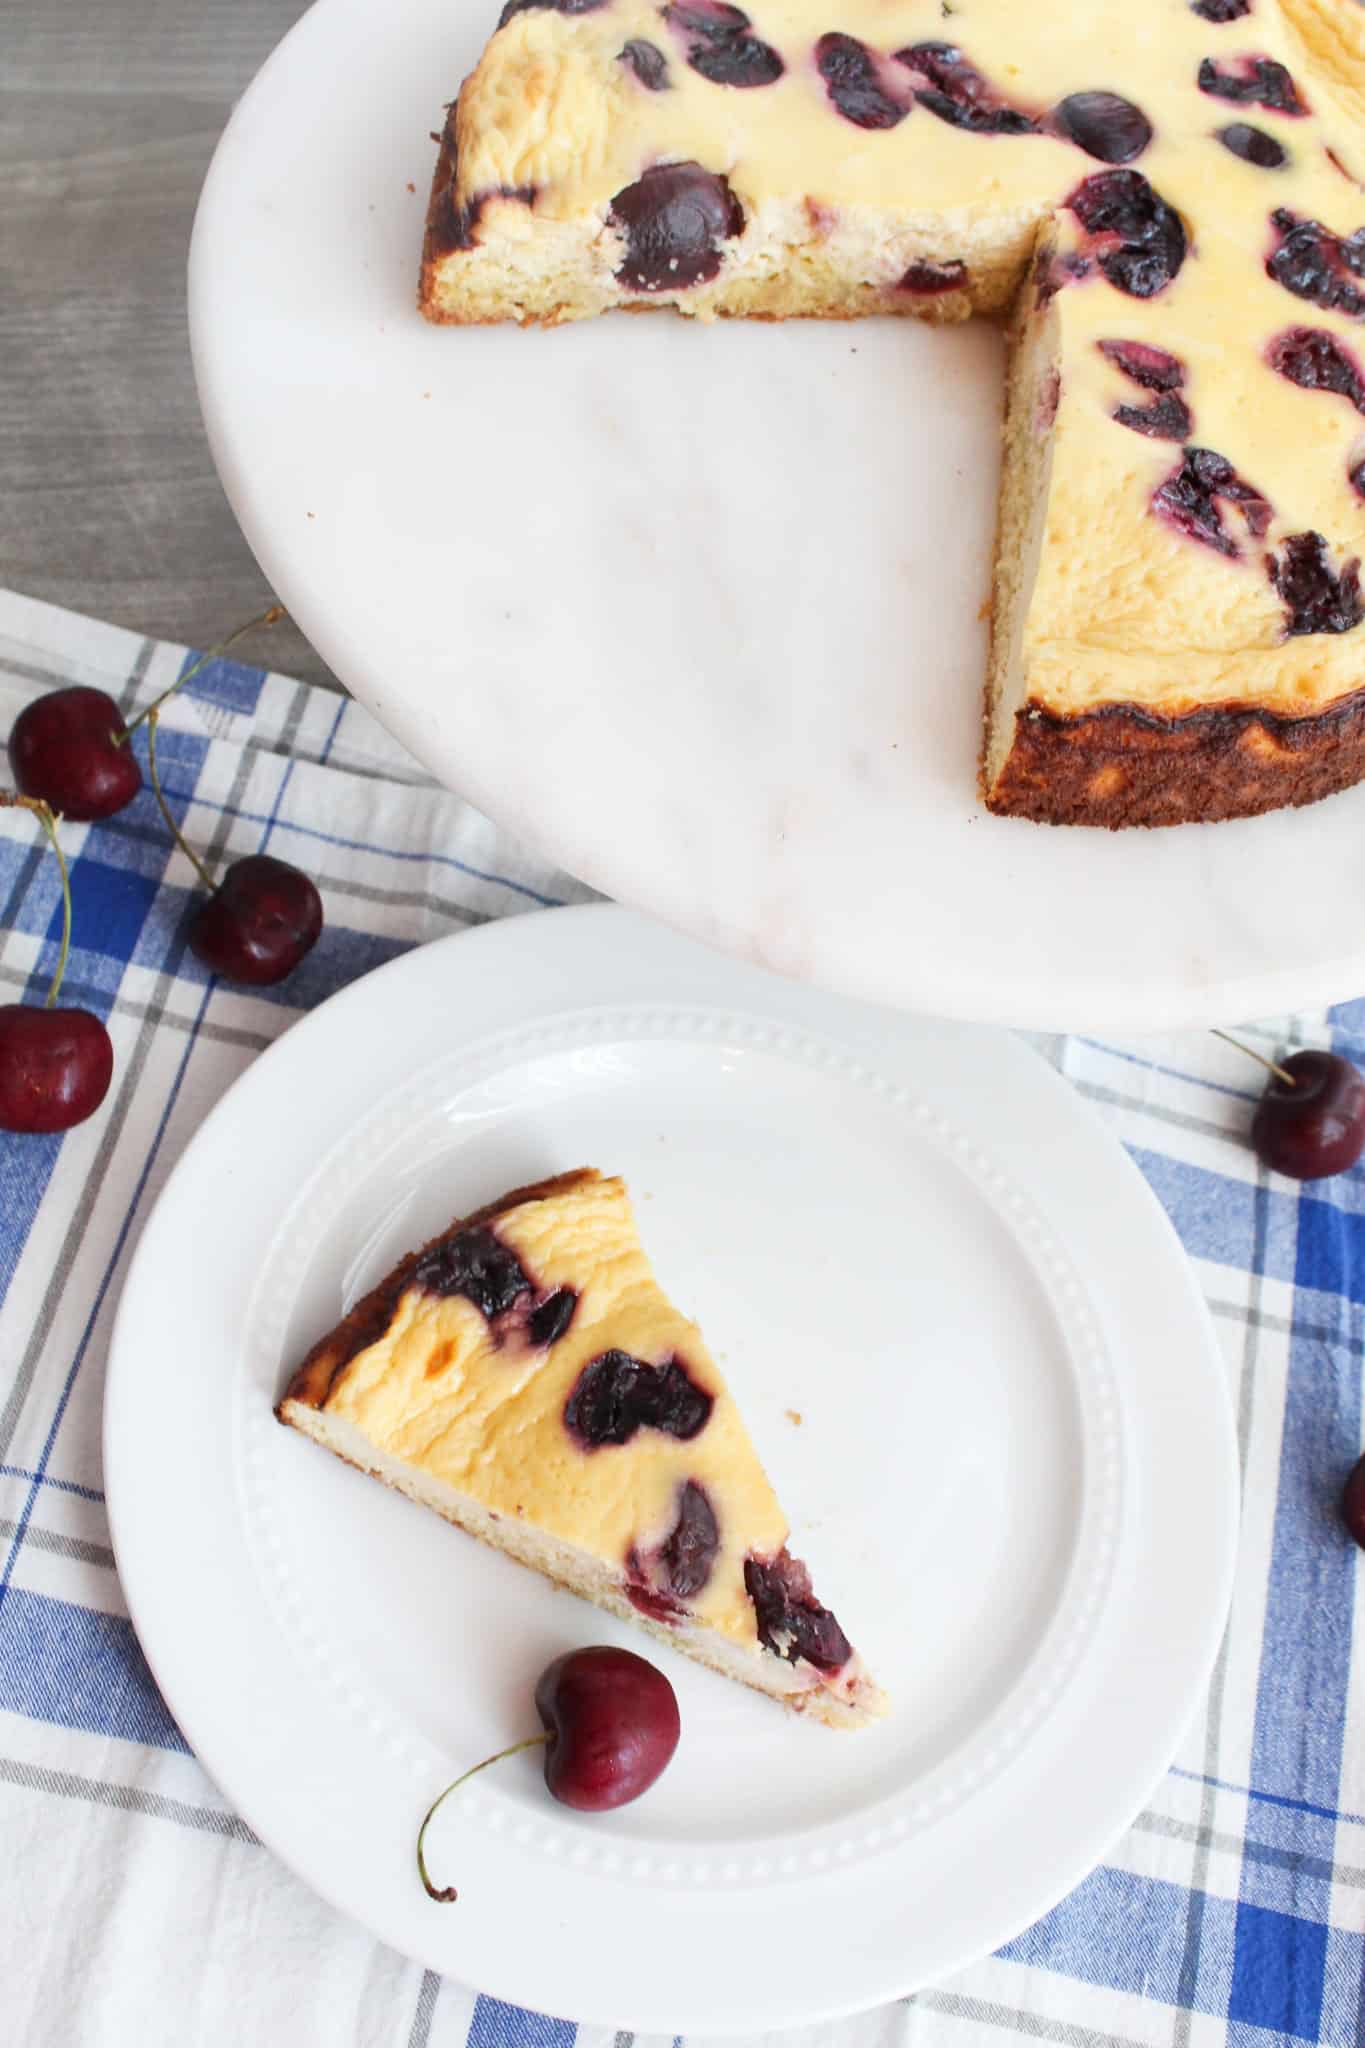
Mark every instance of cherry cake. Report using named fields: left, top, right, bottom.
left=419, top=0, right=1365, bottom=827
left=278, top=1170, right=885, bottom=1728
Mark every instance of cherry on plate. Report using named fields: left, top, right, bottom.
left=189, top=854, right=323, bottom=985
left=1250, top=1049, right=1365, bottom=1180
left=535, top=1645, right=681, bottom=1811
left=416, top=1645, right=681, bottom=1901
left=0, top=1005, right=114, bottom=1134
left=9, top=687, right=142, bottom=821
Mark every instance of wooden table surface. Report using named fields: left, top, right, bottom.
left=5, top=1, right=337, bottom=688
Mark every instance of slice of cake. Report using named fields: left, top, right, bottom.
left=418, top=0, right=1365, bottom=828
left=278, top=1169, right=885, bottom=1728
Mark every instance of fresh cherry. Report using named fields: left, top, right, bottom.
left=0, top=1005, right=113, bottom=1135
left=1248, top=1049, right=1365, bottom=1179
left=1342, top=1455, right=1365, bottom=1549
left=0, top=794, right=113, bottom=1134
left=8, top=687, right=141, bottom=822
left=188, top=854, right=323, bottom=986
left=416, top=1646, right=680, bottom=1899
left=535, top=1647, right=681, bottom=1811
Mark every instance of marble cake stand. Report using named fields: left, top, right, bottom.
left=189, top=0, right=1365, bottom=1030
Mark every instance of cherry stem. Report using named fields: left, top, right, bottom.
left=416, top=1731, right=550, bottom=1903
left=119, top=605, right=285, bottom=744
left=1211, top=1028, right=1297, bottom=1090
left=145, top=710, right=216, bottom=894
left=0, top=794, right=72, bottom=1010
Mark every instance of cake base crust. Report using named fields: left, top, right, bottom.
left=988, top=688, right=1365, bottom=829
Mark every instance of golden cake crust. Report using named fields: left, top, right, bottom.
left=280, top=1168, right=600, bottom=1411
left=988, top=687, right=1365, bottom=829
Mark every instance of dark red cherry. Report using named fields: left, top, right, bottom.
left=1217, top=122, right=1287, bottom=167
left=1197, top=55, right=1306, bottom=116
left=535, top=1647, right=680, bottom=1811
left=1342, top=1454, right=1365, bottom=1549
left=620, top=37, right=670, bottom=87
left=894, top=41, right=1039, bottom=135
left=1152, top=445, right=1271, bottom=556
left=1265, top=326, right=1365, bottom=414
left=663, top=1, right=782, bottom=87
left=1266, top=209, right=1365, bottom=319
left=1113, top=393, right=1192, bottom=438
left=1266, top=532, right=1365, bottom=636
left=1054, top=91, right=1153, bottom=164
left=900, top=258, right=968, bottom=292
left=0, top=1005, right=114, bottom=1134
left=744, top=1550, right=852, bottom=1671
left=1097, top=338, right=1186, bottom=390
left=564, top=1349, right=713, bottom=1447
left=816, top=33, right=908, bottom=130
left=188, top=854, right=323, bottom=985
left=608, top=162, right=744, bottom=291
left=8, top=688, right=142, bottom=822
left=1067, top=168, right=1187, bottom=298
left=1250, top=1049, right=1365, bottom=1179
left=1100, top=337, right=1192, bottom=434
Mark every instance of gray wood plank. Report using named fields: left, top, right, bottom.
left=3, top=1, right=339, bottom=688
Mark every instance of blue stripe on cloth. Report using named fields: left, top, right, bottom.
left=0, top=743, right=295, bottom=1624
left=176, top=650, right=267, bottom=718
left=0, top=1465, right=104, bottom=1504
left=1329, top=996, right=1365, bottom=1045
left=1168, top=1763, right=1365, bottom=1831
left=0, top=971, right=217, bottom=1612
left=1296, top=1197, right=1365, bottom=1306
left=0, top=1588, right=185, bottom=1751
left=1226, top=1217, right=1363, bottom=1998
left=467, top=1998, right=575, bottom=2048
left=1077, top=1037, right=1261, bottom=1105
left=0, top=789, right=164, bottom=1300
left=1000, top=1865, right=1236, bottom=2012
left=48, top=860, right=160, bottom=985
left=149, top=774, right=565, bottom=907
left=1319, top=1926, right=1365, bottom=2048
left=1228, top=1902, right=1327, bottom=2041
left=317, top=697, right=346, bottom=765
left=0, top=1125, right=64, bottom=1309
left=1127, top=1148, right=1298, bottom=1280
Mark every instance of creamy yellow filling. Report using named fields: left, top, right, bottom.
left=323, top=1176, right=790, bottom=1648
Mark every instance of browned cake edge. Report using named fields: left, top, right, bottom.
left=277, top=1168, right=602, bottom=1414
left=987, top=687, right=1365, bottom=828
left=418, top=106, right=469, bottom=322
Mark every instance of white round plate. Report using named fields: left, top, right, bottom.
left=106, top=906, right=1236, bottom=2033
left=188, top=0, right=1365, bottom=1033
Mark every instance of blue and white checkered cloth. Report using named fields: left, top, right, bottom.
left=0, top=586, right=1361, bottom=2048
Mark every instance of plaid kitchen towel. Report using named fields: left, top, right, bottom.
left=0, top=585, right=1360, bottom=2048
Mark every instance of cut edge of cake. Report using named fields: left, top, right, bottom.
left=983, top=253, right=1365, bottom=829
